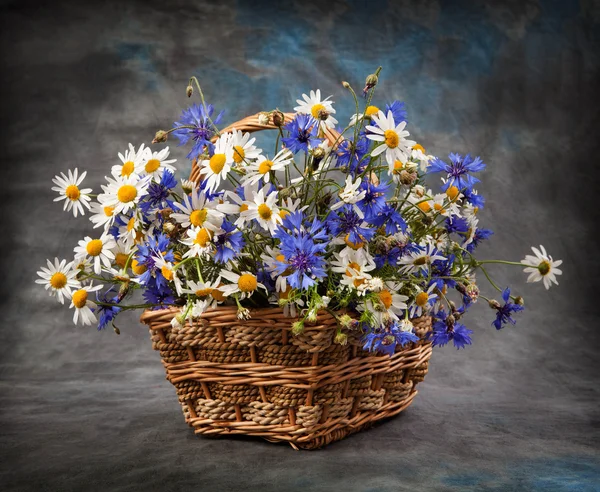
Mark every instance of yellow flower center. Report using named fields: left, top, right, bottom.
left=344, top=234, right=364, bottom=250
left=393, top=160, right=404, bottom=173
left=378, top=290, right=393, bottom=309
left=121, top=161, right=135, bottom=177
left=446, top=186, right=459, bottom=201
left=275, top=253, right=286, bottom=262
left=190, top=209, right=208, bottom=227
left=145, top=159, right=161, bottom=173
left=279, top=284, right=293, bottom=300
left=384, top=130, right=399, bottom=148
left=414, top=256, right=428, bottom=266
left=131, top=259, right=147, bottom=275
left=127, top=216, right=135, bottom=232
left=72, top=289, right=88, bottom=309
left=346, top=262, right=361, bottom=276
left=86, top=239, right=103, bottom=257
left=258, top=203, right=272, bottom=220
left=117, top=185, right=137, bottom=203
left=209, top=153, right=226, bottom=174
left=279, top=209, right=289, bottom=220
left=365, top=105, right=379, bottom=116
left=195, top=288, right=213, bottom=297
left=311, top=103, right=326, bottom=119
left=233, top=145, right=245, bottom=164
left=194, top=228, right=212, bottom=247
left=417, top=201, right=431, bottom=213
left=412, top=143, right=426, bottom=153
left=211, top=285, right=225, bottom=302
left=65, top=185, right=80, bottom=201
left=258, top=160, right=273, bottom=175
left=538, top=260, right=551, bottom=276
left=115, top=253, right=129, bottom=268
left=434, top=203, right=446, bottom=214
left=415, top=292, right=429, bottom=307
left=238, top=273, right=258, bottom=292
left=103, top=206, right=115, bottom=217
left=161, top=265, right=174, bottom=281
left=239, top=204, right=249, bottom=213
left=50, top=272, right=67, bottom=289
left=354, top=277, right=366, bottom=288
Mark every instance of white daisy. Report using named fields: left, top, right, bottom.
left=398, top=243, right=446, bottom=275
left=241, top=186, right=282, bottom=234
left=112, top=143, right=149, bottom=178
left=199, top=134, right=234, bottom=192
left=111, top=238, right=134, bottom=271
left=217, top=185, right=257, bottom=229
left=349, top=104, right=382, bottom=126
left=51, top=168, right=93, bottom=217
left=118, top=210, right=146, bottom=249
left=36, top=258, right=81, bottom=304
left=294, top=89, right=338, bottom=129
left=366, top=110, right=415, bottom=169
left=142, top=147, right=177, bottom=181
left=431, top=193, right=461, bottom=218
left=242, top=148, right=293, bottom=186
left=410, top=143, right=435, bottom=172
left=73, top=233, right=117, bottom=275
left=331, top=250, right=376, bottom=294
left=180, top=224, right=218, bottom=259
left=180, top=179, right=196, bottom=195
left=409, top=284, right=438, bottom=318
left=69, top=283, right=103, bottom=325
left=521, top=245, right=563, bottom=290
left=89, top=201, right=117, bottom=230
left=219, top=270, right=267, bottom=300
left=98, top=173, right=151, bottom=215
left=261, top=246, right=288, bottom=293
left=181, top=278, right=224, bottom=309
left=153, top=254, right=182, bottom=295
left=171, top=189, right=224, bottom=229
left=330, top=176, right=366, bottom=216
left=226, top=129, right=262, bottom=167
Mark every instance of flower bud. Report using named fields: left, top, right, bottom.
left=312, top=146, right=326, bottom=160
left=237, top=306, right=251, bottom=320
left=117, top=281, right=130, bottom=302
left=338, top=314, right=354, bottom=328
left=400, top=170, right=417, bottom=185
left=152, top=130, right=168, bottom=144
left=514, top=296, right=525, bottom=306
left=291, top=320, right=304, bottom=335
left=488, top=299, right=501, bottom=310
left=365, top=73, right=379, bottom=87
left=272, top=110, right=285, bottom=127
left=342, top=81, right=350, bottom=89
left=306, top=309, right=318, bottom=323
left=258, top=112, right=270, bottom=125
left=186, top=85, right=193, bottom=98
left=334, top=330, right=348, bottom=346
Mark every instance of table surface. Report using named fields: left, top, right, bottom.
left=1, top=1, right=599, bottom=490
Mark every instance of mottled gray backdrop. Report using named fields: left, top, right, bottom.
left=1, top=0, right=599, bottom=490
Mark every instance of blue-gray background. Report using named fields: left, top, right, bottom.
left=1, top=0, right=599, bottom=490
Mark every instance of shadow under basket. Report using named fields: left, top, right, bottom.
left=140, top=306, right=433, bottom=449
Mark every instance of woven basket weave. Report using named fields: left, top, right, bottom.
left=140, top=113, right=433, bottom=449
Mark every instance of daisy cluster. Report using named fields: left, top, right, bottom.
left=36, top=70, right=563, bottom=354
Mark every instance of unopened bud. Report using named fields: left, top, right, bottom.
left=163, top=222, right=175, bottom=234
left=342, top=81, right=350, bottom=89
left=291, top=320, right=304, bottom=336
left=312, top=146, right=326, bottom=160
left=334, top=330, right=348, bottom=345
left=258, top=112, right=270, bottom=125
left=117, top=281, right=130, bottom=302
left=152, top=130, right=168, bottom=144
left=488, top=299, right=501, bottom=310
left=338, top=314, right=354, bottom=328
left=186, top=85, right=193, bottom=98
left=400, top=170, right=417, bottom=185
left=272, top=110, right=285, bottom=127
left=306, top=309, right=318, bottom=323
left=514, top=296, right=525, bottom=306
left=365, top=73, right=379, bottom=87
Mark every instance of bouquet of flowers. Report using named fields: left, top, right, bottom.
left=36, top=68, right=563, bottom=355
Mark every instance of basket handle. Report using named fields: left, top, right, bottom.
left=188, top=112, right=342, bottom=183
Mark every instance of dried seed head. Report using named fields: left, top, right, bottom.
left=272, top=110, right=285, bottom=127
left=258, top=112, right=270, bottom=125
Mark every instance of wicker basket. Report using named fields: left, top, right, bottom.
left=139, top=113, right=433, bottom=449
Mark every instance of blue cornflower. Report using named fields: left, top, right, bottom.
left=370, top=204, right=407, bottom=235
left=429, top=311, right=473, bottom=349
left=95, top=289, right=121, bottom=331
left=431, top=255, right=457, bottom=289
left=463, top=187, right=485, bottom=209
left=428, top=153, right=486, bottom=191
left=172, top=103, right=225, bottom=160
left=357, top=180, right=390, bottom=219
left=385, top=100, right=408, bottom=124
left=282, top=114, right=322, bottom=154
left=135, top=233, right=174, bottom=287
left=139, top=171, right=176, bottom=214
left=335, top=133, right=369, bottom=174
left=274, top=233, right=327, bottom=290
left=143, top=284, right=175, bottom=309
left=362, top=322, right=419, bottom=356
left=278, top=211, right=329, bottom=242
left=445, top=215, right=470, bottom=234
left=213, top=220, right=245, bottom=263
left=492, top=288, right=524, bottom=330
left=466, top=228, right=494, bottom=253
left=326, top=205, right=375, bottom=245
left=374, top=247, right=402, bottom=268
